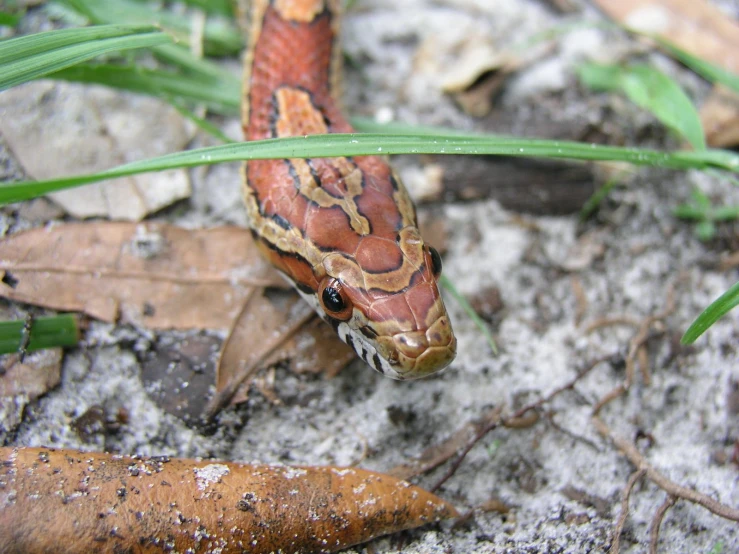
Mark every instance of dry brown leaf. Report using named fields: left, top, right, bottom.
left=446, top=56, right=522, bottom=117
left=0, top=349, right=62, bottom=434
left=0, top=81, right=192, bottom=220
left=0, top=446, right=458, bottom=553
left=700, top=86, right=739, bottom=148
left=283, top=317, right=356, bottom=378
left=213, top=288, right=356, bottom=414
left=0, top=222, right=283, bottom=329
left=594, top=0, right=739, bottom=73
left=414, top=28, right=524, bottom=117
left=212, top=289, right=316, bottom=411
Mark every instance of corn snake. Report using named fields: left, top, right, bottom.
left=241, top=0, right=456, bottom=379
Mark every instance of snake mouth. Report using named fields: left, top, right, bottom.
left=335, top=319, right=455, bottom=380
left=389, top=316, right=457, bottom=380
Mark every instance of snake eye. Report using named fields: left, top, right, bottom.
left=319, top=278, right=353, bottom=320
left=428, top=246, right=442, bottom=276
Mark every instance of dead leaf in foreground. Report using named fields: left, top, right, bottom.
left=0, top=446, right=458, bottom=554
left=0, top=222, right=283, bottom=329
left=594, top=0, right=739, bottom=73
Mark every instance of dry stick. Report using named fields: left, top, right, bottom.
left=649, top=495, right=677, bottom=554
left=544, top=410, right=601, bottom=452
left=430, top=354, right=616, bottom=492
left=591, top=416, right=739, bottom=523
left=594, top=283, right=678, bottom=418
left=589, top=282, right=739, bottom=548
left=583, top=315, right=642, bottom=334
left=610, top=469, right=647, bottom=554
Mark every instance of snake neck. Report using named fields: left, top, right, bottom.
left=242, top=0, right=348, bottom=141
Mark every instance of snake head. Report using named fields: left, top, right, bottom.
left=314, top=226, right=457, bottom=380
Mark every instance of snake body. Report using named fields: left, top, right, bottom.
left=242, top=0, right=456, bottom=379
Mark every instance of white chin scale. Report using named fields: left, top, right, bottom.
left=293, top=286, right=402, bottom=379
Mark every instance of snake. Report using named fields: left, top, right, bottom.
left=241, top=0, right=456, bottom=379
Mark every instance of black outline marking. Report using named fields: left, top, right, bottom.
left=311, top=205, right=360, bottom=253
left=271, top=213, right=292, bottom=230
left=296, top=282, right=314, bottom=296
left=286, top=160, right=302, bottom=191
left=359, top=326, right=378, bottom=340
left=254, top=233, right=318, bottom=292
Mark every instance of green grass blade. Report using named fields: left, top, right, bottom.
left=0, top=11, right=21, bottom=27
left=0, top=314, right=80, bottom=354
left=579, top=172, right=625, bottom=220
left=164, top=0, right=234, bottom=17
left=151, top=42, right=241, bottom=83
left=59, top=0, right=242, bottom=56
left=649, top=36, right=739, bottom=96
left=169, top=100, right=236, bottom=143
left=352, top=116, right=503, bottom=138
left=0, top=26, right=171, bottom=90
left=579, top=62, right=706, bottom=151
left=440, top=275, right=498, bottom=355
left=0, top=23, right=159, bottom=65
left=1, top=134, right=737, bottom=205
left=681, top=281, right=739, bottom=344
left=51, top=63, right=241, bottom=115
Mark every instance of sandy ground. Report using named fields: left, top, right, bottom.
left=2, top=0, right=738, bottom=552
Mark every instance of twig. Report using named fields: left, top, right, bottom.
left=430, top=354, right=615, bottom=492
left=583, top=315, right=641, bottom=334
left=649, top=495, right=676, bottom=554
left=544, top=411, right=600, bottom=452
left=594, top=283, right=677, bottom=417
left=592, top=416, right=739, bottom=522
left=610, top=469, right=646, bottom=554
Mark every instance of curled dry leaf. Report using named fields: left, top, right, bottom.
left=0, top=81, right=192, bottom=221
left=0, top=222, right=283, bottom=329
left=594, top=0, right=739, bottom=73
left=417, top=30, right=521, bottom=118
left=212, top=288, right=314, bottom=411
left=211, top=289, right=355, bottom=416
left=0, top=447, right=458, bottom=554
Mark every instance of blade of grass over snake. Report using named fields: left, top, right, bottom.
left=1, top=134, right=737, bottom=205
left=681, top=281, right=739, bottom=344
left=0, top=26, right=171, bottom=90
